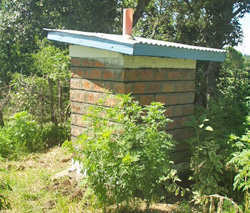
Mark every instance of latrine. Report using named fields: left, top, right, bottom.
left=45, top=9, right=226, bottom=171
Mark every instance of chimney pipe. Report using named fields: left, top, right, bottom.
left=123, top=8, right=133, bottom=36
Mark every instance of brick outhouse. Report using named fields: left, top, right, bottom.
left=46, top=28, right=225, bottom=142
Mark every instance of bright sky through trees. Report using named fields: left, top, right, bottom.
left=235, top=13, right=250, bottom=55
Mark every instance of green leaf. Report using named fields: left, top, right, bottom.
left=181, top=188, right=186, bottom=196
left=209, top=151, right=216, bottom=160
left=198, top=114, right=207, bottom=124
left=175, top=186, right=180, bottom=196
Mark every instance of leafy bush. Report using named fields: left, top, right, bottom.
left=0, top=131, right=13, bottom=159
left=228, top=130, right=250, bottom=212
left=8, top=40, right=71, bottom=125
left=0, top=111, right=45, bottom=158
left=2, top=40, right=71, bottom=149
left=42, top=120, right=71, bottom=147
left=185, top=115, right=226, bottom=199
left=70, top=94, right=180, bottom=211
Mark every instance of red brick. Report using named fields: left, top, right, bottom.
left=70, top=90, right=87, bottom=102
left=166, top=105, right=194, bottom=117
left=165, top=108, right=174, bottom=117
left=140, top=69, right=154, bottom=81
left=167, top=116, right=190, bottom=129
left=71, top=103, right=93, bottom=114
left=139, top=95, right=154, bottom=105
left=166, top=120, right=178, bottom=130
left=92, top=82, right=106, bottom=92
left=71, top=58, right=81, bottom=66
left=167, top=95, right=178, bottom=105
left=132, top=83, right=146, bottom=94
left=71, top=113, right=86, bottom=127
left=183, top=81, right=195, bottom=91
left=168, top=71, right=180, bottom=80
left=147, top=82, right=161, bottom=93
left=87, top=92, right=101, bottom=104
left=162, top=83, right=175, bottom=92
left=113, top=82, right=125, bottom=93
left=167, top=128, right=193, bottom=140
left=70, top=79, right=79, bottom=89
left=182, top=70, right=195, bottom=80
left=71, top=67, right=87, bottom=78
left=104, top=82, right=113, bottom=92
left=124, top=83, right=132, bottom=93
left=178, top=93, right=194, bottom=104
left=80, top=58, right=93, bottom=67
left=71, top=125, right=86, bottom=137
left=124, top=69, right=139, bottom=81
left=155, top=70, right=167, bottom=80
left=174, top=107, right=183, bottom=117
left=103, top=70, right=115, bottom=80
left=83, top=80, right=92, bottom=90
left=184, top=104, right=194, bottom=115
left=155, top=95, right=167, bottom=104
left=90, top=69, right=102, bottom=79
left=76, top=68, right=86, bottom=78
left=71, top=103, right=81, bottom=113
left=93, top=60, right=106, bottom=68
left=105, top=96, right=117, bottom=106
left=120, top=70, right=126, bottom=81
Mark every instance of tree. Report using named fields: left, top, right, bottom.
left=134, top=0, right=250, bottom=105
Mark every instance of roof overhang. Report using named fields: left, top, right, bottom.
left=45, top=29, right=226, bottom=62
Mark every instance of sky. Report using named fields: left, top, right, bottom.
left=235, top=13, right=250, bottom=55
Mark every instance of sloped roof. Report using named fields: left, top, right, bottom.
left=45, top=29, right=226, bottom=62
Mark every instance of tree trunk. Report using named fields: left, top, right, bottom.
left=133, top=0, right=152, bottom=27
left=48, top=78, right=57, bottom=126
left=57, top=80, right=63, bottom=122
left=0, top=111, right=4, bottom=127
left=205, top=62, right=219, bottom=103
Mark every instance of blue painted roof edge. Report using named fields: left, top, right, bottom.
left=46, top=29, right=226, bottom=62
left=134, top=43, right=226, bottom=62
left=47, top=31, right=134, bottom=55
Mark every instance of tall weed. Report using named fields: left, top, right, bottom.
left=67, top=94, right=181, bottom=211
left=185, top=115, right=226, bottom=198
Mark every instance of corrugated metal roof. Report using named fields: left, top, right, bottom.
left=45, top=29, right=226, bottom=62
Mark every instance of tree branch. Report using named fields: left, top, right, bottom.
left=233, top=0, right=250, bottom=17
left=133, top=0, right=152, bottom=27
left=184, top=0, right=194, bottom=12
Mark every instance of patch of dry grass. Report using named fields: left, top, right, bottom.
left=0, top=147, right=92, bottom=212
left=0, top=147, right=192, bottom=212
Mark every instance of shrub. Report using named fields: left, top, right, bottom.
left=71, top=94, right=180, bottom=211
left=185, top=115, right=226, bottom=199
left=42, top=120, right=71, bottom=147
left=227, top=130, right=250, bottom=212
left=0, top=111, right=45, bottom=158
left=0, top=132, right=13, bottom=159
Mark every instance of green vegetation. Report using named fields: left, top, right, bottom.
left=0, top=0, right=250, bottom=212
left=67, top=95, right=182, bottom=211
left=0, top=148, right=91, bottom=212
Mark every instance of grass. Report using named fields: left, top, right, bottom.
left=0, top=147, right=93, bottom=212
left=0, top=147, right=193, bottom=212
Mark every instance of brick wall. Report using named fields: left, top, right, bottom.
left=70, top=57, right=195, bottom=141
